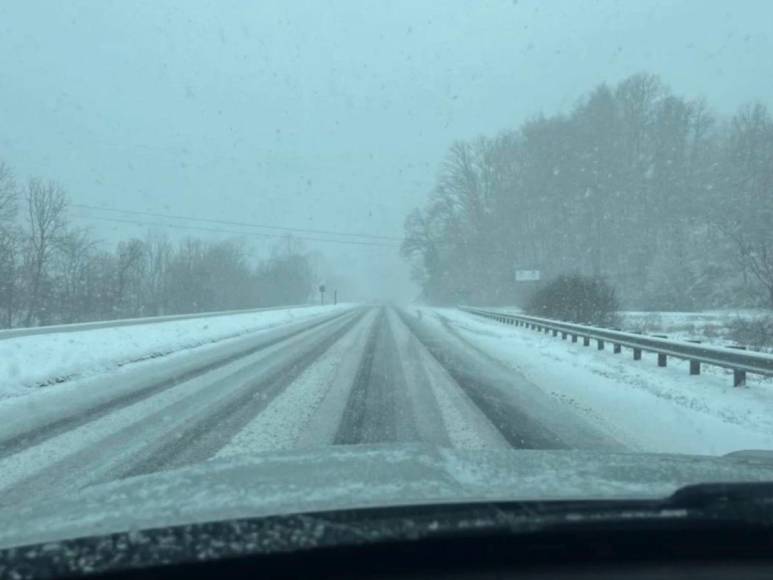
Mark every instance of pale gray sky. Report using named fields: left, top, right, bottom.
left=1, top=0, right=771, bottom=301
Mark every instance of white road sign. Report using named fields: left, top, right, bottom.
left=515, top=269, right=541, bottom=282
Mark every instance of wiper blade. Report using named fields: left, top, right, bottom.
left=669, top=481, right=773, bottom=510
left=514, top=482, right=773, bottom=528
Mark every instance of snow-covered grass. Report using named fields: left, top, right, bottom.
left=620, top=310, right=771, bottom=348
left=432, top=307, right=773, bottom=456
left=485, top=306, right=772, bottom=350
left=0, top=305, right=352, bottom=400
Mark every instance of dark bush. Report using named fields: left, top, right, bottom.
left=526, top=274, right=620, bottom=327
left=727, top=316, right=773, bottom=351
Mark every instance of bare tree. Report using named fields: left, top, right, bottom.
left=55, top=229, right=98, bottom=322
left=143, top=233, right=172, bottom=316
left=0, top=162, right=20, bottom=327
left=716, top=104, right=773, bottom=307
left=25, top=178, right=68, bottom=325
left=0, top=161, right=17, bottom=224
left=113, top=239, right=146, bottom=316
left=0, top=228, right=20, bottom=327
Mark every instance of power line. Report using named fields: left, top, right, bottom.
left=71, top=213, right=401, bottom=248
left=72, top=203, right=403, bottom=242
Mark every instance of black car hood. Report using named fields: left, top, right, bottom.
left=2, top=444, right=773, bottom=549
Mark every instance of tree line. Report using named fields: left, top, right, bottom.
left=0, top=161, right=315, bottom=328
left=402, top=73, right=773, bottom=310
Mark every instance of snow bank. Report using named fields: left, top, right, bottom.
left=0, top=305, right=351, bottom=400
left=430, top=308, right=773, bottom=455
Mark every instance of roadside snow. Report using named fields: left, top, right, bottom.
left=487, top=306, right=769, bottom=349
left=429, top=308, right=773, bottom=455
left=0, top=305, right=351, bottom=400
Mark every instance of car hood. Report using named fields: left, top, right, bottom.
left=2, top=444, right=773, bottom=549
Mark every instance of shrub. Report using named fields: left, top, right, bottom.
left=727, top=316, right=773, bottom=351
left=526, top=274, right=620, bottom=327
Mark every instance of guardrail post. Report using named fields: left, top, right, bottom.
left=686, top=340, right=701, bottom=375
left=633, top=348, right=642, bottom=360
left=552, top=329, right=558, bottom=337
left=658, top=353, right=667, bottom=367
left=613, top=343, right=621, bottom=354
left=571, top=334, right=578, bottom=343
left=583, top=336, right=590, bottom=347
left=597, top=339, right=605, bottom=350
left=561, top=332, right=567, bottom=340
left=728, top=345, right=748, bottom=387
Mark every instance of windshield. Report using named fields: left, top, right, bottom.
left=1, top=0, right=773, bottom=550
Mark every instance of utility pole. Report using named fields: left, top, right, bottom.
left=319, top=284, right=326, bottom=305
left=334, top=289, right=337, bottom=305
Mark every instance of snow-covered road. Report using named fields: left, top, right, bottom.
left=2, top=305, right=773, bottom=506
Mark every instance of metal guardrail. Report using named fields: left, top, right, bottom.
left=0, top=304, right=314, bottom=341
left=460, top=306, right=773, bottom=387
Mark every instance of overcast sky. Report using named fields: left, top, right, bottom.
left=1, top=0, right=771, bottom=301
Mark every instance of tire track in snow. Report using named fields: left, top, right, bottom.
left=0, top=309, right=354, bottom=460
left=120, top=309, right=367, bottom=477
left=333, top=309, right=384, bottom=444
left=0, top=310, right=364, bottom=503
left=387, top=310, right=509, bottom=449
left=396, top=308, right=574, bottom=449
left=215, top=309, right=380, bottom=457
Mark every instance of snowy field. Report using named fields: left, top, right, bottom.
left=489, top=306, right=772, bottom=350
left=621, top=310, right=770, bottom=346
left=0, top=305, right=352, bottom=400
left=429, top=308, right=773, bottom=455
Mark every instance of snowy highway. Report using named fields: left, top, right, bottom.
left=0, top=305, right=622, bottom=505
left=2, top=304, right=773, bottom=506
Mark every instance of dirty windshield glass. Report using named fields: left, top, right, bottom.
left=1, top=0, right=773, bottom=550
